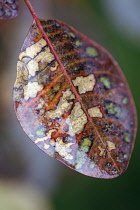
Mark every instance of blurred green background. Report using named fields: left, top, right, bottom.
left=0, top=0, right=140, bottom=209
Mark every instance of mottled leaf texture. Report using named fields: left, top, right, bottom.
left=13, top=19, right=137, bottom=179
left=0, top=0, right=18, bottom=19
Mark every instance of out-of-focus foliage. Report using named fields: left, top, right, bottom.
left=0, top=181, right=51, bottom=210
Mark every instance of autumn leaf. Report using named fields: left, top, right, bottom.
left=0, top=0, right=19, bottom=19
left=13, top=19, right=137, bottom=179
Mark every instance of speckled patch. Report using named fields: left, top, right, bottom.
left=86, top=47, right=98, bottom=57
left=107, top=141, right=116, bottom=151
left=45, top=88, right=75, bottom=119
left=14, top=60, right=29, bottom=88
left=122, top=97, right=128, bottom=104
left=72, top=74, right=96, bottom=94
left=88, top=106, right=103, bottom=118
left=66, top=102, right=87, bottom=136
left=75, top=138, right=92, bottom=170
left=24, top=82, right=43, bottom=101
left=55, top=137, right=74, bottom=160
left=35, top=129, right=56, bottom=144
left=50, top=61, right=59, bottom=71
left=19, top=38, right=47, bottom=60
left=105, top=101, right=122, bottom=118
left=100, top=76, right=111, bottom=89
left=98, top=146, right=105, bottom=156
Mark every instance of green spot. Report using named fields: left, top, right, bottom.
left=47, top=150, right=55, bottom=157
left=105, top=102, right=121, bottom=118
left=75, top=40, right=83, bottom=47
left=56, top=23, right=60, bottom=27
left=53, top=83, right=61, bottom=92
left=75, top=148, right=87, bottom=170
left=75, top=138, right=92, bottom=170
left=29, top=133, right=34, bottom=138
left=104, top=162, right=112, bottom=171
left=102, top=124, right=114, bottom=132
left=48, top=91, right=55, bottom=100
left=81, top=138, right=92, bottom=149
left=122, top=97, right=128, bottom=104
left=90, top=161, right=95, bottom=169
left=36, top=127, right=46, bottom=137
left=28, top=109, right=33, bottom=113
left=67, top=32, right=75, bottom=38
left=100, top=76, right=111, bottom=89
left=86, top=47, right=98, bottom=57
left=117, top=159, right=123, bottom=163
left=123, top=132, right=131, bottom=143
left=130, top=122, right=134, bottom=126
left=124, top=154, right=128, bottom=159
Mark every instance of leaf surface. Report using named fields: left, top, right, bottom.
left=13, top=19, right=137, bottom=179
left=0, top=0, right=18, bottom=19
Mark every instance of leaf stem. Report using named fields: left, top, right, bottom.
left=24, top=0, right=39, bottom=22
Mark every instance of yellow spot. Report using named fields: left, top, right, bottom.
left=66, top=102, right=87, bottom=136
left=19, top=38, right=55, bottom=79
left=50, top=62, right=59, bottom=71
left=39, top=109, right=45, bottom=115
left=14, top=60, right=28, bottom=88
left=25, top=48, right=55, bottom=78
left=45, top=89, right=75, bottom=119
left=107, top=141, right=116, bottom=151
left=35, top=98, right=45, bottom=115
left=35, top=129, right=56, bottom=144
left=55, top=137, right=74, bottom=160
left=24, top=82, right=43, bottom=101
left=36, top=98, right=45, bottom=109
left=35, top=136, right=48, bottom=144
left=50, top=139, right=55, bottom=146
left=46, top=129, right=56, bottom=139
left=26, top=59, right=39, bottom=77
left=48, top=121, right=52, bottom=126
left=44, top=143, right=50, bottom=149
left=34, top=48, right=54, bottom=64
left=88, top=106, right=103, bottom=118
left=86, top=47, right=98, bottom=57
left=98, top=146, right=105, bottom=156
left=19, top=38, right=47, bottom=60
left=72, top=74, right=96, bottom=94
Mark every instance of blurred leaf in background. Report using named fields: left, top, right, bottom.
left=0, top=181, right=52, bottom=210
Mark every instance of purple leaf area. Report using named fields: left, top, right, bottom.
left=13, top=19, right=137, bottom=179
left=0, top=0, right=19, bottom=19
